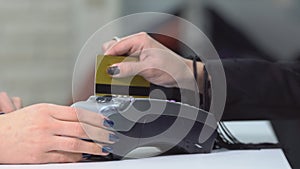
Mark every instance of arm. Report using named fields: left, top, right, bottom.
left=210, top=59, right=300, bottom=120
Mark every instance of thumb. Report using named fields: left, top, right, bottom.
left=107, top=61, right=144, bottom=78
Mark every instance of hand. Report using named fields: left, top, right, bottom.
left=103, top=32, right=204, bottom=91
left=0, top=104, right=116, bottom=164
left=0, top=92, right=22, bottom=113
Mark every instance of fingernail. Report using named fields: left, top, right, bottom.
left=103, top=119, right=114, bottom=128
left=107, top=66, right=120, bottom=75
left=0, top=112, right=5, bottom=115
left=109, top=133, right=120, bottom=142
left=82, top=153, right=91, bottom=160
left=102, top=146, right=113, bottom=153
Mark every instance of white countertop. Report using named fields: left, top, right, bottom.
left=0, top=120, right=291, bottom=168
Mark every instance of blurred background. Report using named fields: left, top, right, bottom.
left=0, top=0, right=299, bottom=106
left=0, top=0, right=300, bottom=167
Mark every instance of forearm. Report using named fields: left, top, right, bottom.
left=185, top=57, right=300, bottom=119
left=213, top=58, right=300, bottom=119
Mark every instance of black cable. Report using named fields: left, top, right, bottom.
left=216, top=132, right=281, bottom=150
left=219, top=122, right=241, bottom=144
left=216, top=121, right=281, bottom=150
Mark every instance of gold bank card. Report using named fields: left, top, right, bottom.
left=95, top=55, right=150, bottom=97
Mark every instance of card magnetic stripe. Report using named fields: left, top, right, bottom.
left=95, top=84, right=150, bottom=97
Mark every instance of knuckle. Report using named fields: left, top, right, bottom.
left=138, top=32, right=149, bottom=40
left=36, top=103, right=49, bottom=107
left=34, top=103, right=52, bottom=112
left=138, top=31, right=148, bottom=36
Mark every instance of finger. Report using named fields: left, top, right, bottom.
left=11, top=97, right=22, bottom=109
left=52, top=136, right=109, bottom=156
left=108, top=61, right=145, bottom=78
left=50, top=105, right=111, bottom=129
left=104, top=33, right=147, bottom=56
left=102, top=40, right=117, bottom=53
left=45, top=151, right=82, bottom=163
left=0, top=92, right=16, bottom=113
left=55, top=120, right=117, bottom=144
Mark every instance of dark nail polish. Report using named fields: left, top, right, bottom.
left=0, top=112, right=5, bottom=115
left=109, top=133, right=120, bottom=142
left=103, top=119, right=114, bottom=128
left=107, top=66, right=120, bottom=75
left=100, top=106, right=118, bottom=116
left=82, top=153, right=91, bottom=160
left=102, top=146, right=113, bottom=153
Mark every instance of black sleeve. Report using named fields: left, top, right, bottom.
left=207, top=59, right=300, bottom=120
